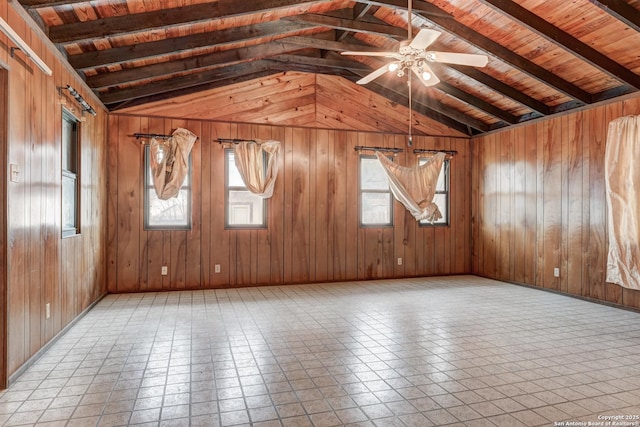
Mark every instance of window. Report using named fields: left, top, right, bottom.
left=144, top=145, right=191, bottom=229
left=360, top=155, right=393, bottom=226
left=226, top=149, right=266, bottom=228
left=62, top=110, right=79, bottom=237
left=419, top=157, right=450, bottom=226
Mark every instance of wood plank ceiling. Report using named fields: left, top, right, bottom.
left=21, top=0, right=640, bottom=136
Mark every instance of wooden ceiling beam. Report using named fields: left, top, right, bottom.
left=350, top=70, right=489, bottom=133
left=588, top=0, right=640, bottom=33
left=99, top=60, right=275, bottom=105
left=335, top=4, right=377, bottom=42
left=86, top=41, right=305, bottom=90
left=360, top=80, right=477, bottom=135
left=285, top=11, right=407, bottom=38
left=266, top=62, right=364, bottom=78
left=101, top=58, right=359, bottom=106
left=281, top=34, right=383, bottom=52
left=48, top=0, right=317, bottom=44
left=353, top=0, right=593, bottom=104
left=480, top=0, right=640, bottom=89
left=68, top=20, right=313, bottom=70
left=447, top=65, right=551, bottom=116
left=436, top=81, right=518, bottom=124
left=107, top=69, right=278, bottom=111
left=324, top=50, right=513, bottom=125
left=268, top=54, right=373, bottom=72
left=20, top=0, right=96, bottom=8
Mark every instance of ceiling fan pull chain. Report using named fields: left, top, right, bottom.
left=408, top=0, right=412, bottom=40
left=408, top=72, right=413, bottom=147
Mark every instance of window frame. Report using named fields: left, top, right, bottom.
left=61, top=108, right=80, bottom=238
left=143, top=144, right=192, bottom=230
left=419, top=156, right=450, bottom=227
left=359, top=154, right=394, bottom=228
left=224, top=148, right=267, bottom=229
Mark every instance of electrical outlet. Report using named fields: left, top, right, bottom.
left=397, top=257, right=403, bottom=266
left=553, top=267, right=560, bottom=278
left=215, top=264, right=221, bottom=273
left=45, top=303, right=51, bottom=319
left=161, top=266, right=168, bottom=276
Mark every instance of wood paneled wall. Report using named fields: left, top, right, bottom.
left=107, top=115, right=472, bottom=292
left=472, top=95, right=640, bottom=309
left=1, top=0, right=108, bottom=380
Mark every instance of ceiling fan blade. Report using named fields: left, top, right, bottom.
left=341, top=51, right=398, bottom=58
left=409, top=28, right=441, bottom=50
left=411, top=65, right=440, bottom=87
left=357, top=63, right=394, bottom=85
left=426, top=51, right=489, bottom=67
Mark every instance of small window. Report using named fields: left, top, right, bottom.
left=360, top=155, right=393, bottom=227
left=62, top=110, right=79, bottom=237
left=419, top=157, right=450, bottom=226
left=225, top=149, right=266, bottom=228
left=144, top=145, right=192, bottom=229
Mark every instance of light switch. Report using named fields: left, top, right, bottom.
left=10, top=163, right=20, bottom=182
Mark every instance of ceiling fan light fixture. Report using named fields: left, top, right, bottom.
left=422, top=71, right=432, bottom=81
left=388, top=63, right=399, bottom=72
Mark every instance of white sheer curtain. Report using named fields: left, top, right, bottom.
left=233, top=140, right=280, bottom=198
left=375, top=151, right=446, bottom=222
left=150, top=128, right=197, bottom=200
left=605, top=115, right=640, bottom=290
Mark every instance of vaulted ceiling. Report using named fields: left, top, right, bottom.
left=21, top=0, right=640, bottom=136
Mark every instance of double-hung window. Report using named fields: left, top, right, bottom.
left=225, top=149, right=266, bottom=228
left=359, top=155, right=393, bottom=226
left=143, top=145, right=192, bottom=230
left=419, top=157, right=450, bottom=226
left=62, top=110, right=80, bottom=237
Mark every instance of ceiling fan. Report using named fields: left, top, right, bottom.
left=340, top=2, right=489, bottom=145
left=341, top=27, right=489, bottom=87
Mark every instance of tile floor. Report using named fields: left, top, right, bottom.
left=1, top=275, right=639, bottom=427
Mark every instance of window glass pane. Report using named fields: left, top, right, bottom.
left=62, top=115, right=77, bottom=173
left=360, top=157, right=389, bottom=190
left=144, top=145, right=191, bottom=229
left=361, top=192, right=392, bottom=225
left=228, top=190, right=264, bottom=225
left=227, top=152, right=246, bottom=187
left=226, top=149, right=266, bottom=227
left=431, top=193, right=447, bottom=224
left=62, top=110, right=79, bottom=237
left=419, top=157, right=449, bottom=226
left=147, top=189, right=190, bottom=227
left=62, top=174, right=77, bottom=231
left=436, top=164, right=446, bottom=191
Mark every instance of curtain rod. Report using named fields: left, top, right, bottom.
left=134, top=133, right=172, bottom=140
left=216, top=138, right=258, bottom=144
left=413, top=149, right=458, bottom=156
left=133, top=132, right=200, bottom=143
left=354, top=146, right=404, bottom=153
